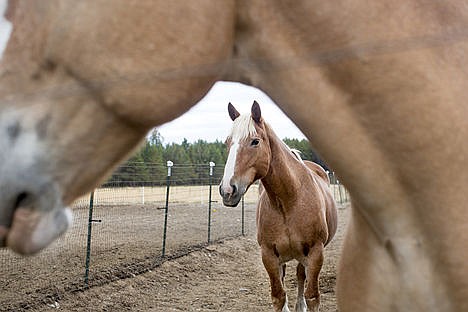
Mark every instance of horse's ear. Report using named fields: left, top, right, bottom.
left=228, top=102, right=240, bottom=121
left=251, top=101, right=262, bottom=123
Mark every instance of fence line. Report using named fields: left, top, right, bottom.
left=0, top=162, right=348, bottom=311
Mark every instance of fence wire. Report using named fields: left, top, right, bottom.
left=0, top=162, right=348, bottom=311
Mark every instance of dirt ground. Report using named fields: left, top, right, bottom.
left=0, top=183, right=349, bottom=312
left=34, top=205, right=349, bottom=312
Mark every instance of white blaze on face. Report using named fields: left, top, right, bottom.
left=221, top=114, right=257, bottom=195
left=0, top=0, right=12, bottom=61
left=221, top=141, right=239, bottom=194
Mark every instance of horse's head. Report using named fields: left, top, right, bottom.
left=0, top=0, right=230, bottom=255
left=219, top=101, right=270, bottom=207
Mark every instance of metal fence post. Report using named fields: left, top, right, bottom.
left=162, top=160, right=173, bottom=257
left=331, top=172, right=338, bottom=201
left=84, top=191, right=95, bottom=288
left=338, top=179, right=344, bottom=204
left=207, top=162, right=215, bottom=243
left=241, top=195, right=245, bottom=236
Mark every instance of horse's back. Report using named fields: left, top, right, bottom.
left=304, top=161, right=330, bottom=185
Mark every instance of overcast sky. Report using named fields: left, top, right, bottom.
left=156, top=81, right=306, bottom=144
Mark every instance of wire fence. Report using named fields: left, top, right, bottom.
left=0, top=162, right=348, bottom=311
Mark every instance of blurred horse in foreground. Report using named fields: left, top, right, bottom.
left=0, top=1, right=467, bottom=311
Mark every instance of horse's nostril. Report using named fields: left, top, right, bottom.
left=14, top=192, right=30, bottom=210
left=231, top=184, right=237, bottom=195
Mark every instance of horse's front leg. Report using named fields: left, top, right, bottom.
left=303, top=242, right=324, bottom=312
left=261, top=247, right=290, bottom=312
left=295, top=263, right=307, bottom=312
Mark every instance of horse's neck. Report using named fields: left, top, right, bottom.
left=260, top=126, right=304, bottom=204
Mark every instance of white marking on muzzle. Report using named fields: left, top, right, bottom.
left=7, top=206, right=73, bottom=254
left=221, top=142, right=239, bottom=194
left=30, top=207, right=73, bottom=251
left=0, top=0, right=12, bottom=61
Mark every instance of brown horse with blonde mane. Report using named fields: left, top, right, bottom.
left=220, top=101, right=337, bottom=312
left=1, top=1, right=468, bottom=311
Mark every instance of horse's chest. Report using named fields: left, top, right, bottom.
left=259, top=202, right=318, bottom=233
left=257, top=207, right=320, bottom=259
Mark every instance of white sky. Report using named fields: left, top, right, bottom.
left=156, top=81, right=306, bottom=144
left=0, top=0, right=11, bottom=59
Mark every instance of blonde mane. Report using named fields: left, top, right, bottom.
left=228, top=114, right=257, bottom=142
left=228, top=114, right=304, bottom=165
left=290, top=148, right=305, bottom=163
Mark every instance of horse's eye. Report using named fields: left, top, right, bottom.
left=251, top=139, right=260, bottom=146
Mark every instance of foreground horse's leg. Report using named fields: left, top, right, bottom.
left=304, top=243, right=324, bottom=312
left=262, top=248, right=290, bottom=312
left=295, top=263, right=307, bottom=312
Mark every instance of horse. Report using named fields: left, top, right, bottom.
left=1, top=0, right=468, bottom=310
left=219, top=101, right=337, bottom=312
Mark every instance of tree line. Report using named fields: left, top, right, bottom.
left=105, top=129, right=328, bottom=187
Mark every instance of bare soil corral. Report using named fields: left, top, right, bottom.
left=0, top=184, right=349, bottom=312
left=36, top=205, right=349, bottom=312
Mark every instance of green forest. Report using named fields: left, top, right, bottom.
left=105, top=129, right=328, bottom=187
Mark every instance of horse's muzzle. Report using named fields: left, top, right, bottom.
left=0, top=177, right=72, bottom=255
left=219, top=183, right=242, bottom=207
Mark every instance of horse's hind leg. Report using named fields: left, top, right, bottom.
left=295, top=263, right=307, bottom=312
left=261, top=248, right=290, bottom=312
left=304, top=242, right=324, bottom=312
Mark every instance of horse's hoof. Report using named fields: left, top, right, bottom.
left=305, top=297, right=320, bottom=312
left=294, top=297, right=307, bottom=312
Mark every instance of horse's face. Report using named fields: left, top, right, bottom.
left=0, top=91, right=145, bottom=255
left=220, top=102, right=270, bottom=207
